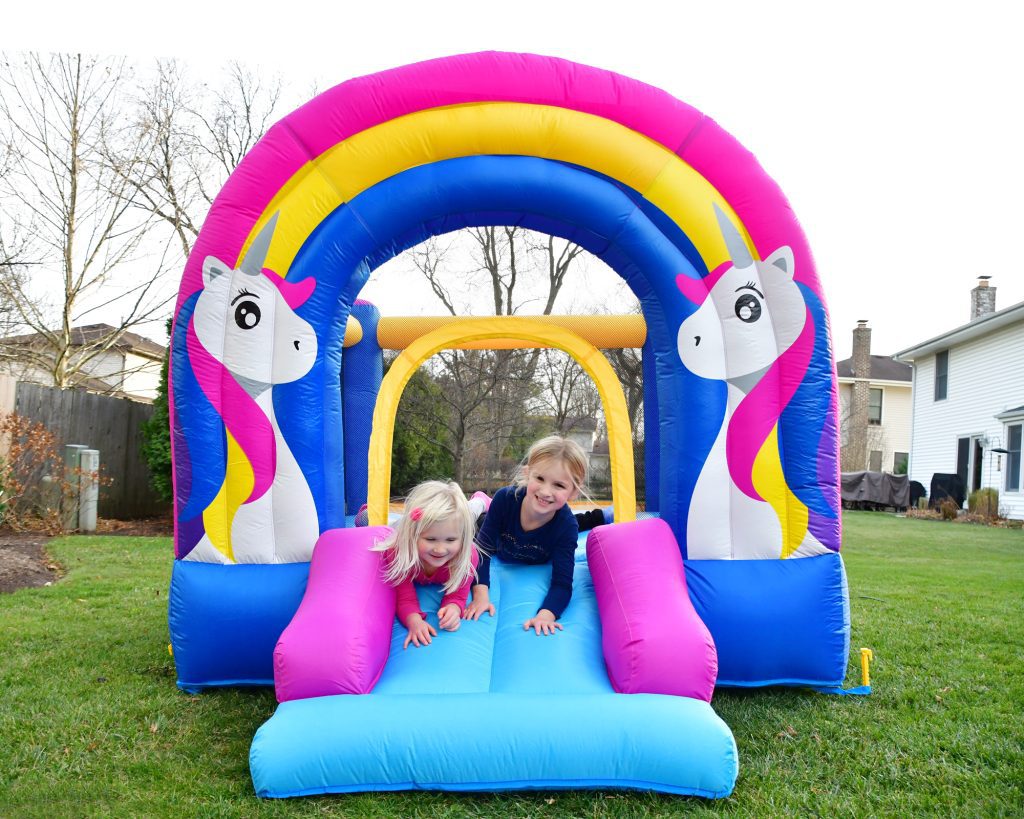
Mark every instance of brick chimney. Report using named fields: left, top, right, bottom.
left=971, top=276, right=996, bottom=320
left=843, top=320, right=871, bottom=472
left=852, top=319, right=871, bottom=378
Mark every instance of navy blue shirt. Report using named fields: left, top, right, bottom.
left=474, top=486, right=578, bottom=618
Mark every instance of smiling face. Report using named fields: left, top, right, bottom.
left=521, top=457, right=580, bottom=527
left=416, top=518, right=465, bottom=574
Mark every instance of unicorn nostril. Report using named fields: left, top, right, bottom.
left=293, top=340, right=300, bottom=351
left=694, top=336, right=701, bottom=347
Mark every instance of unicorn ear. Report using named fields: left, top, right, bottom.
left=764, top=246, right=795, bottom=277
left=203, top=256, right=233, bottom=284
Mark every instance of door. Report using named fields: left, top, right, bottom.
left=971, top=437, right=984, bottom=494
left=956, top=437, right=969, bottom=492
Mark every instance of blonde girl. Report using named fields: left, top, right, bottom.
left=374, top=480, right=479, bottom=648
left=465, top=436, right=589, bottom=635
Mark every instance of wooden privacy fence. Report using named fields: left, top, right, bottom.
left=4, top=378, right=167, bottom=519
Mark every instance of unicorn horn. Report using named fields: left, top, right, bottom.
left=239, top=211, right=280, bottom=277
left=714, top=203, right=753, bottom=269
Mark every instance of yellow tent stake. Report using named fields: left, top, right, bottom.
left=860, top=647, right=874, bottom=687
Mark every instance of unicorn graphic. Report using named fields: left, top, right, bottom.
left=676, top=205, right=831, bottom=560
left=182, top=213, right=320, bottom=564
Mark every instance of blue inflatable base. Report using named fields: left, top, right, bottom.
left=251, top=693, right=737, bottom=798
left=168, top=560, right=310, bottom=692
left=685, top=551, right=850, bottom=688
left=169, top=547, right=850, bottom=692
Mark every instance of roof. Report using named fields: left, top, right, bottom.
left=836, top=354, right=912, bottom=382
left=1, top=323, right=166, bottom=359
left=895, top=300, right=1024, bottom=361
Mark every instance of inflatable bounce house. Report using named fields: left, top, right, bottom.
left=167, top=52, right=854, bottom=799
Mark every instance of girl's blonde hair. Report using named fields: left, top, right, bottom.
left=373, top=480, right=477, bottom=595
left=513, top=434, right=590, bottom=498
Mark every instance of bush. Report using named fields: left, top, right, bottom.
left=0, top=413, right=75, bottom=532
left=968, top=487, right=999, bottom=519
left=939, top=498, right=960, bottom=521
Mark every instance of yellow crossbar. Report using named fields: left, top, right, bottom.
left=376, top=314, right=646, bottom=351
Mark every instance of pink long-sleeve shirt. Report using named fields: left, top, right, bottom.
left=395, top=548, right=480, bottom=626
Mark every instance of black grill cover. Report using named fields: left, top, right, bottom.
left=841, top=471, right=910, bottom=508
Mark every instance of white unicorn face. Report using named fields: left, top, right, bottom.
left=677, top=246, right=805, bottom=382
left=194, top=256, right=317, bottom=390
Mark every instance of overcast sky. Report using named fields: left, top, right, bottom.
left=5, top=1, right=1023, bottom=360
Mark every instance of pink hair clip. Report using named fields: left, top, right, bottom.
left=409, top=507, right=423, bottom=522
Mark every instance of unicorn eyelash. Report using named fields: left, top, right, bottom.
left=231, top=288, right=259, bottom=305
left=736, top=282, right=764, bottom=298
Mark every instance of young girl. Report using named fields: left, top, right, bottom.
left=464, top=435, right=588, bottom=636
left=374, top=480, right=479, bottom=649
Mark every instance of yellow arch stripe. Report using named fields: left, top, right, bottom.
left=367, top=318, right=636, bottom=527
left=237, top=102, right=756, bottom=277
left=751, top=427, right=808, bottom=558
left=201, top=432, right=254, bottom=560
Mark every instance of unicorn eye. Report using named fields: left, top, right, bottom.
left=234, top=300, right=261, bottom=329
left=735, top=293, right=761, bottom=323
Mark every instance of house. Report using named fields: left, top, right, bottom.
left=0, top=323, right=166, bottom=403
left=561, top=416, right=598, bottom=457
left=895, top=278, right=1024, bottom=519
left=836, top=320, right=912, bottom=473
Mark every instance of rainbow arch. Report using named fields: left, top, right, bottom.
left=168, top=52, right=847, bottom=708
left=171, top=52, right=839, bottom=560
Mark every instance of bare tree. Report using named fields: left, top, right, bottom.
left=604, top=346, right=644, bottom=437
left=0, top=226, right=31, bottom=342
left=0, top=52, right=172, bottom=390
left=838, top=394, right=887, bottom=472
left=103, top=59, right=283, bottom=264
left=401, top=227, right=586, bottom=486
left=101, top=59, right=204, bottom=263
left=534, top=349, right=601, bottom=434
left=191, top=61, right=281, bottom=187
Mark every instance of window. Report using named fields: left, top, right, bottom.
left=934, top=350, right=948, bottom=400
left=868, top=388, right=883, bottom=425
left=1007, top=424, right=1022, bottom=492
left=894, top=452, right=908, bottom=473
left=869, top=450, right=882, bottom=472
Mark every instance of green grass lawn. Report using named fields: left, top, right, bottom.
left=1, top=512, right=1021, bottom=817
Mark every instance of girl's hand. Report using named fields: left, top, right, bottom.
left=523, top=609, right=563, bottom=635
left=437, top=604, right=462, bottom=632
left=403, top=614, right=437, bottom=649
left=464, top=585, right=495, bottom=620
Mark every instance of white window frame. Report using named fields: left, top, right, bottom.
left=1004, top=422, right=1022, bottom=494
left=868, top=387, right=883, bottom=425
left=934, top=349, right=949, bottom=401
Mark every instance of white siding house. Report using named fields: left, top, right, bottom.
left=896, top=281, right=1024, bottom=520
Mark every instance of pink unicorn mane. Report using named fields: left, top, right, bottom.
left=186, top=321, right=276, bottom=504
